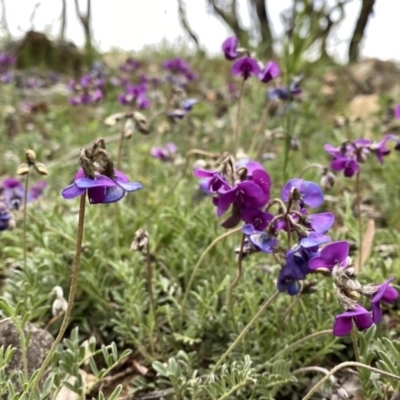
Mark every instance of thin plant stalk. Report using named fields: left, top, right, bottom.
left=210, top=291, right=280, bottom=375
left=264, top=329, right=332, bottom=365
left=146, top=241, right=156, bottom=355
left=232, top=79, right=245, bottom=155
left=303, top=361, right=400, bottom=400
left=249, top=103, right=268, bottom=155
left=22, top=169, right=30, bottom=268
left=355, top=171, right=363, bottom=273
left=351, top=327, right=360, bottom=362
left=228, top=234, right=245, bottom=331
left=116, top=129, right=125, bottom=168
left=298, top=163, right=324, bottom=179
left=27, top=194, right=86, bottom=399
left=13, top=320, right=28, bottom=379
left=180, top=226, right=242, bottom=321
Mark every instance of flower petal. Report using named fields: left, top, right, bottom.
left=61, top=184, right=85, bottom=200
left=333, top=315, right=353, bottom=337
left=101, top=186, right=126, bottom=203
left=308, top=212, right=335, bottom=233
left=115, top=179, right=143, bottom=192
left=75, top=175, right=116, bottom=189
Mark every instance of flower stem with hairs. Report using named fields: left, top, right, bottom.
left=22, top=169, right=30, bottom=268
left=181, top=227, right=242, bottom=323
left=27, top=194, right=86, bottom=399
left=355, top=171, right=363, bottom=272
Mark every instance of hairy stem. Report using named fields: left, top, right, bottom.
left=303, top=361, right=400, bottom=400
left=351, top=326, right=360, bottom=362
left=146, top=241, right=156, bottom=355
left=232, top=79, right=245, bottom=155
left=216, top=381, right=249, bottom=400
left=22, top=169, right=30, bottom=269
left=298, top=163, right=324, bottom=179
left=355, top=171, right=363, bottom=273
left=27, top=194, right=86, bottom=399
left=228, top=234, right=245, bottom=331
left=211, top=291, right=280, bottom=375
left=181, top=227, right=242, bottom=321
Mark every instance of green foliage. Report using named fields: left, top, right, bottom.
left=0, top=45, right=399, bottom=399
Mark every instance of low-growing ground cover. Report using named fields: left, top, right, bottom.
left=0, top=39, right=400, bottom=399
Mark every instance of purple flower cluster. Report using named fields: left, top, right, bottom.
left=162, top=57, right=196, bottom=87
left=118, top=81, right=150, bottom=109
left=325, top=135, right=399, bottom=177
left=151, top=142, right=177, bottom=161
left=309, top=241, right=398, bottom=336
left=0, top=53, right=15, bottom=84
left=222, top=37, right=280, bottom=83
left=68, top=73, right=105, bottom=105
left=194, top=160, right=272, bottom=230
left=240, top=177, right=334, bottom=296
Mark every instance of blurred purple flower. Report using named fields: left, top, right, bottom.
left=231, top=57, right=260, bottom=80
left=395, top=103, right=400, bottom=120
left=222, top=36, right=238, bottom=60
left=150, top=143, right=177, bottom=161
left=259, top=61, right=280, bottom=83
left=0, top=202, right=12, bottom=231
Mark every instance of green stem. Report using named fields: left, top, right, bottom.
left=232, top=79, right=245, bottom=155
left=27, top=194, right=86, bottom=399
left=228, top=234, right=245, bottom=331
left=303, top=361, right=400, bottom=400
left=14, top=319, right=28, bottom=379
left=180, top=227, right=241, bottom=321
left=211, top=291, right=280, bottom=375
left=216, top=381, right=248, bottom=400
left=298, top=163, right=324, bottom=179
left=116, top=129, right=125, bottom=168
left=23, top=169, right=30, bottom=269
left=351, top=327, right=360, bottom=362
left=355, top=171, right=362, bottom=273
left=249, top=103, right=268, bottom=156
left=265, top=329, right=332, bottom=365
left=146, top=241, right=156, bottom=355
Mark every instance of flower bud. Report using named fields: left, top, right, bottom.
left=320, top=168, right=335, bottom=190
left=34, top=162, right=48, bottom=175
left=131, top=228, right=149, bottom=252
left=133, top=111, right=149, bottom=134
left=16, top=163, right=30, bottom=176
left=104, top=112, right=124, bottom=127
left=25, top=149, right=36, bottom=165
left=123, top=118, right=134, bottom=138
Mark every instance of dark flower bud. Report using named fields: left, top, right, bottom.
left=131, top=228, right=149, bottom=252
left=290, top=136, right=300, bottom=151
left=320, top=168, right=335, bottom=190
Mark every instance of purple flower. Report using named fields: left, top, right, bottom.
left=231, top=57, right=260, bottom=80
left=370, top=136, right=391, bottom=164
left=242, top=223, right=277, bottom=253
left=297, top=232, right=331, bottom=250
left=29, top=180, right=48, bottom=200
left=0, top=202, right=12, bottom=231
left=306, top=212, right=335, bottom=234
left=395, top=104, right=400, bottom=120
left=371, top=277, right=398, bottom=323
left=309, top=241, right=349, bottom=270
left=222, top=36, right=238, bottom=60
left=2, top=178, right=24, bottom=210
left=193, top=169, right=230, bottom=194
left=333, top=305, right=373, bottom=336
left=277, top=248, right=317, bottom=295
left=150, top=143, right=177, bottom=161
left=281, top=179, right=324, bottom=208
left=61, top=169, right=142, bottom=204
left=258, top=61, right=280, bottom=83
left=330, top=157, right=359, bottom=177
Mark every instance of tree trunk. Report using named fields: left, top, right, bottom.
left=74, top=0, right=94, bottom=65
left=249, top=0, right=274, bottom=58
left=177, top=0, right=202, bottom=52
left=59, top=0, right=67, bottom=41
left=207, top=0, right=250, bottom=48
left=348, top=0, right=375, bottom=63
